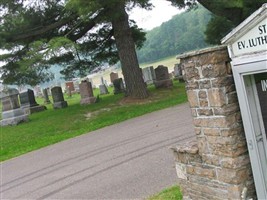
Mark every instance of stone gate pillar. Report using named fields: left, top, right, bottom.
left=172, top=46, right=256, bottom=199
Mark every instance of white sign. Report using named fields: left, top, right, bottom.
left=232, top=18, right=267, bottom=56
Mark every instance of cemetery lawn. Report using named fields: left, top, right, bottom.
left=147, top=185, right=182, bottom=200
left=0, top=81, right=187, bottom=161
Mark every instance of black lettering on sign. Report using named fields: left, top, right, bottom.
left=238, top=41, right=246, bottom=50
left=262, top=80, right=267, bottom=92
left=258, top=24, right=267, bottom=34
left=255, top=72, right=267, bottom=139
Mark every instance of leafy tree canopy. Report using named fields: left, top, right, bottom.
left=0, top=0, right=150, bottom=86
left=169, top=0, right=267, bottom=44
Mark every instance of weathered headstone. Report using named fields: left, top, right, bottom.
left=0, top=88, right=29, bottom=126
left=154, top=65, right=173, bottom=88
left=51, top=86, right=68, bottom=109
left=113, top=78, right=125, bottom=94
left=100, top=76, right=105, bottom=85
left=42, top=88, right=51, bottom=104
left=19, top=89, right=38, bottom=107
left=174, top=63, right=184, bottom=82
left=79, top=80, right=96, bottom=105
left=65, top=81, right=75, bottom=92
left=19, top=89, right=46, bottom=114
left=34, top=85, right=42, bottom=97
left=110, top=72, right=119, bottom=84
left=99, top=84, right=109, bottom=95
left=66, top=86, right=72, bottom=98
left=142, top=66, right=156, bottom=85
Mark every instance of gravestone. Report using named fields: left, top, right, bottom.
left=0, top=88, right=29, bottom=126
left=99, top=84, right=109, bottom=95
left=65, top=81, right=75, bottom=92
left=99, top=77, right=109, bottom=95
left=174, top=63, right=184, bottom=82
left=79, top=80, right=96, bottom=105
left=34, top=86, right=42, bottom=97
left=19, top=89, right=46, bottom=114
left=66, top=86, right=72, bottom=98
left=110, top=72, right=119, bottom=84
left=19, top=89, right=39, bottom=108
left=154, top=65, right=173, bottom=88
left=142, top=66, right=156, bottom=85
left=100, top=76, right=105, bottom=85
left=113, top=78, right=125, bottom=94
left=42, top=88, right=51, bottom=104
left=51, top=86, right=68, bottom=109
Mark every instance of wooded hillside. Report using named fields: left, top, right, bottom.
left=137, top=6, right=211, bottom=63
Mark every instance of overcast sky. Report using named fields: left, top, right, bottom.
left=129, top=0, right=183, bottom=30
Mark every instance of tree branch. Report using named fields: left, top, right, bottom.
left=6, top=14, right=78, bottom=42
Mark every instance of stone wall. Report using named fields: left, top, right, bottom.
left=172, top=46, right=256, bottom=199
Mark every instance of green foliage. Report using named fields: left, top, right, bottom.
left=137, top=5, right=211, bottom=63
left=0, top=0, right=148, bottom=86
left=148, top=185, right=182, bottom=200
left=205, top=16, right=234, bottom=45
left=199, top=0, right=266, bottom=44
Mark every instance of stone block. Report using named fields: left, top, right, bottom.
left=186, top=165, right=216, bottom=179
left=211, top=76, right=234, bottom=88
left=199, top=99, right=209, bottom=107
left=154, top=79, right=173, bottom=88
left=194, top=127, right=202, bottom=135
left=197, top=108, right=213, bottom=116
left=217, top=168, right=250, bottom=184
left=197, top=136, right=210, bottom=154
left=53, top=101, right=68, bottom=109
left=199, top=80, right=211, bottom=89
left=227, top=92, right=238, bottom=104
left=221, top=155, right=250, bottom=169
left=191, top=108, right=197, bottom=117
left=1, top=115, right=29, bottom=126
left=203, top=128, right=220, bottom=136
left=80, top=97, right=97, bottom=105
left=29, top=105, right=47, bottom=114
left=185, top=81, right=199, bottom=90
left=213, top=104, right=240, bottom=116
left=220, top=127, right=244, bottom=137
left=183, top=63, right=200, bottom=80
left=198, top=90, right=207, bottom=98
left=207, top=88, right=226, bottom=107
left=194, top=117, right=214, bottom=127
left=202, top=154, right=221, bottom=166
left=187, top=90, right=199, bottom=107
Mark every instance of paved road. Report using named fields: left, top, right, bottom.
left=1, top=103, right=195, bottom=200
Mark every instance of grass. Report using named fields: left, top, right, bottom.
left=148, top=185, right=182, bottom=200
left=0, top=81, right=187, bottom=162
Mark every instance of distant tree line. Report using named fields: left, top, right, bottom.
left=137, top=5, right=211, bottom=63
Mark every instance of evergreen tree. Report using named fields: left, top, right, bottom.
left=0, top=0, right=150, bottom=98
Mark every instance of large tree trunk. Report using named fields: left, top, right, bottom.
left=111, top=3, right=149, bottom=99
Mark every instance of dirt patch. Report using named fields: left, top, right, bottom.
left=84, top=108, right=111, bottom=120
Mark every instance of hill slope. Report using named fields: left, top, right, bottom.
left=137, top=6, right=211, bottom=63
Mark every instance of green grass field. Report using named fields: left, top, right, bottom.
left=0, top=81, right=187, bottom=162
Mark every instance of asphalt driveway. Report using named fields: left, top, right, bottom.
left=1, top=103, right=195, bottom=199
